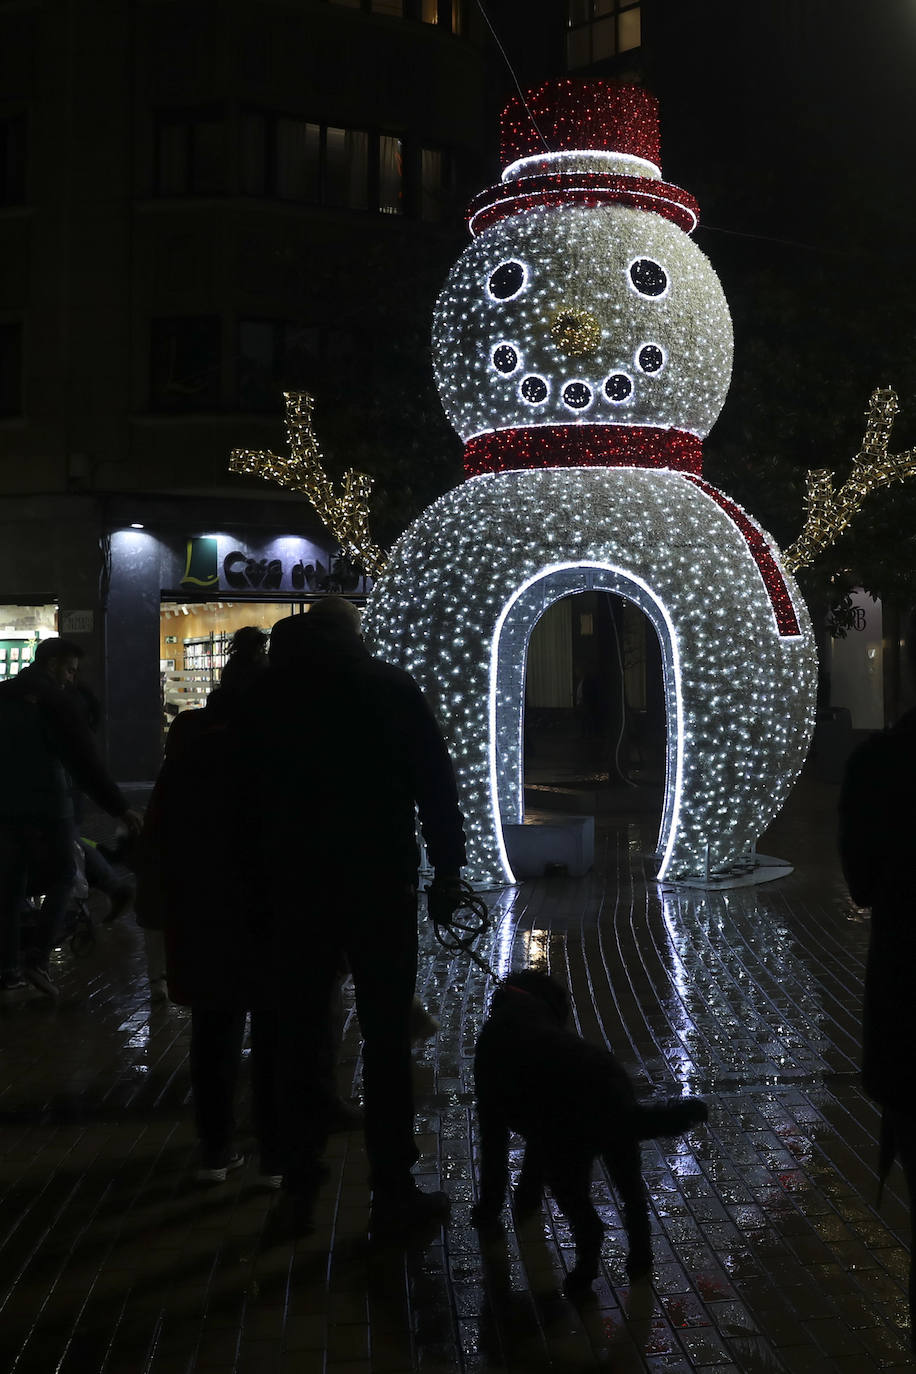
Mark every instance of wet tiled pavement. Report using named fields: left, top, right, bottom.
left=1, top=773, right=913, bottom=1373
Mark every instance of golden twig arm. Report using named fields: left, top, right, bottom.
left=229, top=392, right=388, bottom=579
left=783, top=387, right=916, bottom=572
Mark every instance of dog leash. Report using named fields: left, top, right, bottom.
left=425, top=878, right=503, bottom=983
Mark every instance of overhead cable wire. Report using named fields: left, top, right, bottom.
left=473, top=0, right=551, bottom=152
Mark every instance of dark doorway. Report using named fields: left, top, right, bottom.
left=523, top=590, right=665, bottom=818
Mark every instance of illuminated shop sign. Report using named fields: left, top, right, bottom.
left=179, top=537, right=368, bottom=595
left=222, top=550, right=365, bottom=592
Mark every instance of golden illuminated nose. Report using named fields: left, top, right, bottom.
left=550, top=307, right=601, bottom=357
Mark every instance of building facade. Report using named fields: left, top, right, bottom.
left=0, top=0, right=503, bottom=779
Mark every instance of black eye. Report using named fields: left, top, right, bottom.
left=520, top=375, right=548, bottom=403
left=604, top=374, right=633, bottom=402
left=492, top=344, right=519, bottom=374
left=629, top=258, right=668, bottom=297
left=562, top=382, right=592, bottom=410
left=637, top=344, right=664, bottom=373
left=488, top=261, right=526, bottom=300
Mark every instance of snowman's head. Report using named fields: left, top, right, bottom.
left=432, top=81, right=734, bottom=463
left=433, top=205, right=732, bottom=442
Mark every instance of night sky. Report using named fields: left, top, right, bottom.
left=634, top=0, right=916, bottom=571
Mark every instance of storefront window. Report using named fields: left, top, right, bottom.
left=160, top=602, right=285, bottom=729
left=159, top=596, right=363, bottom=738
left=0, top=604, right=58, bottom=678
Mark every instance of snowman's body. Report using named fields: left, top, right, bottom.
left=363, top=82, right=817, bottom=886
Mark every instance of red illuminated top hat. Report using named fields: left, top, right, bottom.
left=467, top=79, right=698, bottom=238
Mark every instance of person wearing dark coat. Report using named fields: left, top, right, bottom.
left=839, top=701, right=916, bottom=1340
left=236, top=596, right=467, bottom=1234
left=0, top=637, right=141, bottom=997
left=136, top=637, right=282, bottom=1183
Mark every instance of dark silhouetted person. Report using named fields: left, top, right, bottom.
left=0, top=637, right=141, bottom=998
left=219, top=625, right=269, bottom=692
left=136, top=627, right=281, bottom=1183
left=71, top=680, right=136, bottom=923
left=138, top=626, right=272, bottom=1003
left=840, top=685, right=916, bottom=1344
left=237, top=596, right=466, bottom=1234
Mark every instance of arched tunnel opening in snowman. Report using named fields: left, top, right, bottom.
left=523, top=589, right=667, bottom=818
left=492, top=563, right=681, bottom=877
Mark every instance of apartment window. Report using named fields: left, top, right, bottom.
left=237, top=320, right=318, bottom=411
left=419, top=146, right=453, bottom=222
left=0, top=116, right=26, bottom=206
left=378, top=135, right=403, bottom=215
left=0, top=323, right=22, bottom=417
left=150, top=317, right=221, bottom=412
left=277, top=119, right=322, bottom=201
left=237, top=320, right=356, bottom=411
left=326, top=126, right=370, bottom=210
left=155, top=108, right=227, bottom=196
left=567, top=0, right=641, bottom=68
left=424, top=0, right=464, bottom=29
left=328, top=0, right=463, bottom=31
left=241, top=112, right=396, bottom=214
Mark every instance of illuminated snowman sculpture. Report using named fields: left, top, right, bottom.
left=363, top=81, right=817, bottom=886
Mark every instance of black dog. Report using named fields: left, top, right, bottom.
left=471, top=970, right=707, bottom=1294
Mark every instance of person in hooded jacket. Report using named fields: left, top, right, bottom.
left=0, top=637, right=142, bottom=998
left=839, top=639, right=916, bottom=1344
left=236, top=596, right=467, bottom=1234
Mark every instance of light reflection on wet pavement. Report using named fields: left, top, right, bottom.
left=1, top=775, right=913, bottom=1371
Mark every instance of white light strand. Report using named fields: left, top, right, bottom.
left=501, top=150, right=663, bottom=183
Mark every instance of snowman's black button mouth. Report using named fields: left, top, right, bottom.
left=492, top=343, right=519, bottom=374
left=519, top=375, right=548, bottom=404
left=637, top=344, right=664, bottom=374
left=562, top=381, right=592, bottom=410
left=604, top=373, right=633, bottom=403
